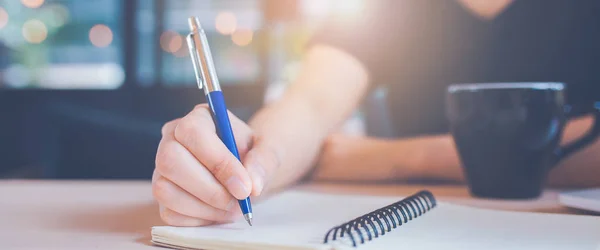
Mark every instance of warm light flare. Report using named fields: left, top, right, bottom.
left=89, top=24, right=113, bottom=48
left=337, top=0, right=364, bottom=16
left=215, top=12, right=237, bottom=35
left=168, top=34, right=182, bottom=53
left=231, top=29, right=253, bottom=47
left=0, top=7, right=8, bottom=29
left=21, top=0, right=45, bottom=9
left=173, top=44, right=189, bottom=58
left=46, top=4, right=70, bottom=28
left=160, top=31, right=183, bottom=53
left=22, top=19, right=48, bottom=44
left=302, top=0, right=365, bottom=18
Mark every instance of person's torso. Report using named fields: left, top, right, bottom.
left=372, top=0, right=600, bottom=137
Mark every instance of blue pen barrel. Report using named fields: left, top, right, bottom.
left=206, top=91, right=252, bottom=215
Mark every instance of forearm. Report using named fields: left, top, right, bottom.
left=312, top=134, right=465, bottom=183
left=396, top=135, right=464, bottom=182
left=395, top=116, right=600, bottom=186
left=247, top=45, right=370, bottom=192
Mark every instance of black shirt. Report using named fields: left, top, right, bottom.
left=309, top=0, right=600, bottom=138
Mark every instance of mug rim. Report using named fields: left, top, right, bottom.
left=448, top=82, right=564, bottom=93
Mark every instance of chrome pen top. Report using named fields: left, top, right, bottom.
left=186, top=16, right=221, bottom=93
left=188, top=16, right=202, bottom=33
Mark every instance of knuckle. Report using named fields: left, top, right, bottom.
left=173, top=118, right=197, bottom=145
left=152, top=178, right=171, bottom=202
left=206, top=190, right=231, bottom=210
left=194, top=106, right=215, bottom=124
left=161, top=119, right=178, bottom=136
left=217, top=209, right=234, bottom=222
left=193, top=103, right=210, bottom=110
left=211, top=155, right=234, bottom=180
left=155, top=143, right=178, bottom=177
left=161, top=123, right=170, bottom=136
left=160, top=209, right=178, bottom=225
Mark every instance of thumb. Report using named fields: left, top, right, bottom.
left=243, top=139, right=282, bottom=196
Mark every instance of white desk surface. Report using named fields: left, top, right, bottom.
left=0, top=180, right=592, bottom=249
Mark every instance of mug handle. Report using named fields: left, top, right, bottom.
left=554, top=105, right=600, bottom=164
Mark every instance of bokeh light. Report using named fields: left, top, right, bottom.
left=3, top=24, right=25, bottom=48
left=22, top=19, right=48, bottom=44
left=215, top=11, right=237, bottom=35
left=159, top=30, right=182, bottom=53
left=89, top=24, right=113, bottom=48
left=173, top=43, right=189, bottom=58
left=0, top=7, right=8, bottom=30
left=302, top=0, right=364, bottom=18
left=4, top=64, right=31, bottom=88
left=21, top=0, right=45, bottom=9
left=231, top=28, right=253, bottom=47
left=337, top=0, right=364, bottom=16
left=302, top=0, right=333, bottom=17
left=45, top=4, right=70, bottom=28
left=168, top=34, right=182, bottom=53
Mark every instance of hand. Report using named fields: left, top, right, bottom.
left=152, top=104, right=280, bottom=226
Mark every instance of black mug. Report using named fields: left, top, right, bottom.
left=446, top=82, right=600, bottom=199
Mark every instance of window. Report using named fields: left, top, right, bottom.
left=139, top=0, right=264, bottom=87
left=0, top=0, right=124, bottom=89
left=0, top=0, right=350, bottom=90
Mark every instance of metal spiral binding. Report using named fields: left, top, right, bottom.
left=322, top=190, right=436, bottom=247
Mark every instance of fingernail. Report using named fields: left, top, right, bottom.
left=225, top=176, right=250, bottom=199
left=248, top=163, right=266, bottom=194
left=250, top=171, right=264, bottom=195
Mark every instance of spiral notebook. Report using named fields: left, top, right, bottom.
left=151, top=190, right=600, bottom=250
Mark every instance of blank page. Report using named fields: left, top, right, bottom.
left=152, top=191, right=398, bottom=249
left=151, top=190, right=600, bottom=250
left=363, top=202, right=600, bottom=249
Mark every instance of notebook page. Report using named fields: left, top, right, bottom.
left=359, top=202, right=600, bottom=250
left=152, top=190, right=600, bottom=250
left=152, top=191, right=404, bottom=250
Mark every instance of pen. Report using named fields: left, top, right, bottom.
left=186, top=16, right=253, bottom=226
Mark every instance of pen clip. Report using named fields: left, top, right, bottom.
left=186, top=33, right=203, bottom=90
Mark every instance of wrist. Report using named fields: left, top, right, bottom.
left=391, top=138, right=427, bottom=180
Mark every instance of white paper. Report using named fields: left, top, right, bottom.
left=152, top=190, right=600, bottom=250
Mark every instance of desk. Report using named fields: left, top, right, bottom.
left=0, top=180, right=589, bottom=249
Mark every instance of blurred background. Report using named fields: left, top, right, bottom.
left=0, top=0, right=385, bottom=179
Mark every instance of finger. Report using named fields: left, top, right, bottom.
left=243, top=138, right=282, bottom=196
left=153, top=174, right=240, bottom=221
left=155, top=138, right=236, bottom=211
left=161, top=118, right=181, bottom=140
left=188, top=105, right=255, bottom=157
left=159, top=205, right=214, bottom=227
left=165, top=108, right=253, bottom=158
left=173, top=105, right=253, bottom=199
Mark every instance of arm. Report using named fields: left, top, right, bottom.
left=314, top=115, right=600, bottom=188
left=548, top=115, right=600, bottom=188
left=247, top=44, right=370, bottom=193
left=152, top=44, right=370, bottom=226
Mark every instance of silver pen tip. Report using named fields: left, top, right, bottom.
left=188, top=17, right=202, bottom=32
left=244, top=213, right=253, bottom=226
